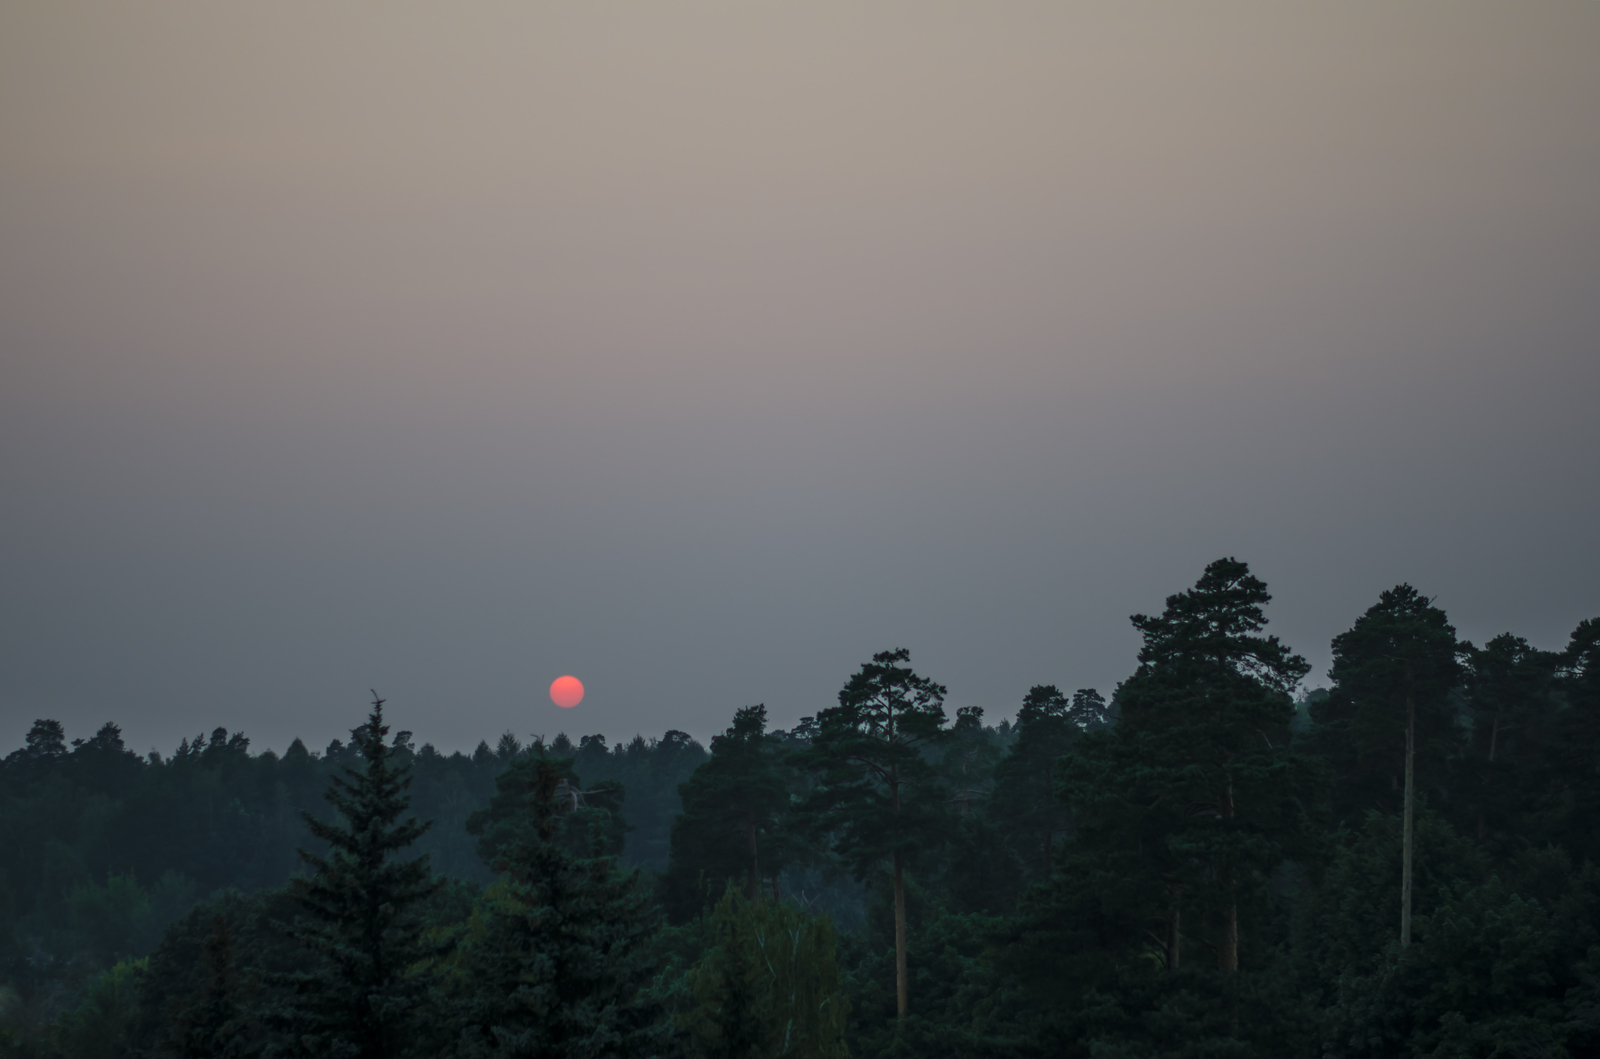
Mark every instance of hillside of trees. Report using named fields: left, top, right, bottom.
left=3, top=557, right=1598, bottom=1058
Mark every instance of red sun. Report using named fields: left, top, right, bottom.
left=549, top=675, right=585, bottom=709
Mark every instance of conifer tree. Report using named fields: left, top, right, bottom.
left=467, top=752, right=627, bottom=867
left=990, top=686, right=1077, bottom=880
left=453, top=746, right=668, bottom=1058
left=1062, top=559, right=1310, bottom=984
left=1123, top=559, right=1308, bottom=972
left=1553, top=617, right=1600, bottom=864
left=1460, top=633, right=1560, bottom=843
left=1312, top=586, right=1462, bottom=948
left=277, top=693, right=445, bottom=1059
left=663, top=705, right=793, bottom=919
left=1065, top=688, right=1113, bottom=731
left=796, top=648, right=948, bottom=1022
left=942, top=706, right=1000, bottom=819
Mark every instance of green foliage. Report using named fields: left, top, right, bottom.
left=681, top=889, right=848, bottom=1059
left=51, top=959, right=144, bottom=1059
left=1302, top=808, right=1488, bottom=988
left=1322, top=867, right=1600, bottom=1058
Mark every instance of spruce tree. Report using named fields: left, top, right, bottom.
left=453, top=746, right=668, bottom=1058
left=277, top=693, right=445, bottom=1059
left=795, top=648, right=948, bottom=1022
left=467, top=752, right=627, bottom=867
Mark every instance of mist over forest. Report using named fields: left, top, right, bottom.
left=3, top=558, right=1598, bottom=1058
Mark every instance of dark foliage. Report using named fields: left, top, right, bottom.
left=4, top=561, right=1599, bottom=1059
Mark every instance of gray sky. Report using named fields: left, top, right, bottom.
left=3, top=1, right=1597, bottom=756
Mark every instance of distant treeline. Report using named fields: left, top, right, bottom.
left=2, top=556, right=1598, bottom=1058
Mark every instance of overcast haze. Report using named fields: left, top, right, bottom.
left=3, top=1, right=1597, bottom=756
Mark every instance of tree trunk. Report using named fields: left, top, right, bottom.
left=893, top=850, right=908, bottom=1020
left=1401, top=694, right=1415, bottom=949
left=1166, top=905, right=1181, bottom=970
left=746, top=817, right=760, bottom=901
left=1218, top=769, right=1238, bottom=973
left=1042, top=762, right=1055, bottom=877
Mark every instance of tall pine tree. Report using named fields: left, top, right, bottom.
left=1061, top=559, right=1310, bottom=993
left=663, top=704, right=794, bottom=920
left=795, top=648, right=948, bottom=1022
left=990, top=686, right=1077, bottom=882
left=1310, top=585, right=1462, bottom=947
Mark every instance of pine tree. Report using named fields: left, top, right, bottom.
left=1311, top=586, right=1462, bottom=948
left=990, top=686, right=1077, bottom=881
left=1065, top=688, right=1113, bottom=731
left=663, top=705, right=794, bottom=920
left=1552, top=617, right=1600, bottom=864
left=1061, top=559, right=1311, bottom=993
left=795, top=648, right=948, bottom=1022
left=276, top=693, right=446, bottom=1059
left=453, top=746, right=669, bottom=1058
left=1459, top=633, right=1560, bottom=845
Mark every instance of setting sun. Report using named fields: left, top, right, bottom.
left=549, top=675, right=584, bottom=709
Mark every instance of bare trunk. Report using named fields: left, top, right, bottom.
left=893, top=850, right=908, bottom=1020
left=1479, top=715, right=1501, bottom=840
left=1219, top=887, right=1239, bottom=966
left=1401, top=695, right=1415, bottom=949
left=1218, top=769, right=1238, bottom=973
left=1166, top=905, right=1181, bottom=970
left=1042, top=760, right=1055, bottom=877
left=746, top=818, right=760, bottom=901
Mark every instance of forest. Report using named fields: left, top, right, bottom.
left=2, top=557, right=1598, bottom=1058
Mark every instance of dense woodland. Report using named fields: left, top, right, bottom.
left=3, top=557, right=1599, bottom=1058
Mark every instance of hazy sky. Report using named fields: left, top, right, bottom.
left=3, top=1, right=1597, bottom=757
